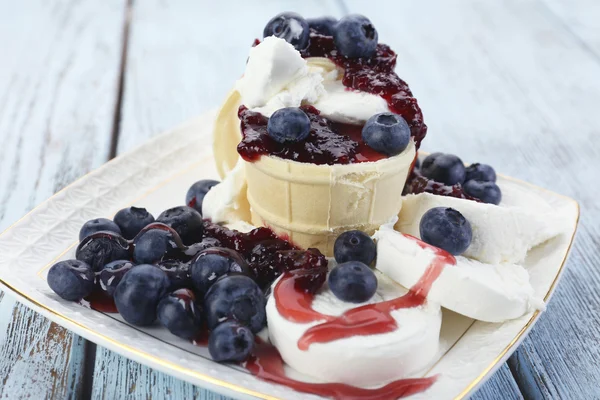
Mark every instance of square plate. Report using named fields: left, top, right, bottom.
left=0, top=111, right=579, bottom=400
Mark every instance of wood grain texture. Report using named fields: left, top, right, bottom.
left=470, top=364, right=523, bottom=400
left=0, top=0, right=126, bottom=398
left=342, top=0, right=600, bottom=398
left=542, top=0, right=600, bottom=57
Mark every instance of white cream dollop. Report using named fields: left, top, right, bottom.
left=202, top=160, right=250, bottom=224
left=267, top=273, right=442, bottom=387
left=235, top=37, right=389, bottom=124
left=374, top=221, right=545, bottom=323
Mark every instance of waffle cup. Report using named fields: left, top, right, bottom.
left=213, top=91, right=415, bottom=256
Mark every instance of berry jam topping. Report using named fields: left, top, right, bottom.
left=300, top=32, right=427, bottom=148
left=203, top=221, right=327, bottom=292
left=238, top=105, right=386, bottom=165
left=404, top=170, right=481, bottom=202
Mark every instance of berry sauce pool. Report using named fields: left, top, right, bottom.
left=237, top=32, right=426, bottom=166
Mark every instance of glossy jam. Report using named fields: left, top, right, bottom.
left=203, top=221, right=327, bottom=292
left=246, top=337, right=437, bottom=400
left=83, top=289, right=118, bottom=313
left=300, top=32, right=427, bottom=149
left=237, top=105, right=386, bottom=165
left=274, top=234, right=456, bottom=349
left=404, top=170, right=481, bottom=202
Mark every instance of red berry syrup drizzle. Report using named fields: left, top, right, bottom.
left=300, top=32, right=428, bottom=149
left=245, top=341, right=437, bottom=400
left=237, top=105, right=386, bottom=165
left=83, top=289, right=118, bottom=313
left=275, top=234, right=456, bottom=350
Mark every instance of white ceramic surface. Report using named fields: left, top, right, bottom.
left=0, top=111, right=579, bottom=400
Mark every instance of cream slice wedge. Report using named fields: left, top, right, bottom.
left=396, top=192, right=562, bottom=265
left=212, top=37, right=415, bottom=255
left=266, top=272, right=441, bottom=387
left=374, top=222, right=545, bottom=322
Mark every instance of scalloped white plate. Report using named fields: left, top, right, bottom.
left=0, top=111, right=579, bottom=400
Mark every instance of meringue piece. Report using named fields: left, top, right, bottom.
left=397, top=192, right=562, bottom=265
left=267, top=273, right=442, bottom=387
left=374, top=222, right=545, bottom=323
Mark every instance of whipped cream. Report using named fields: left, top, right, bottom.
left=397, top=192, right=562, bottom=265
left=202, top=160, right=250, bottom=223
left=374, top=221, right=545, bottom=323
left=267, top=273, right=441, bottom=387
left=235, top=37, right=389, bottom=124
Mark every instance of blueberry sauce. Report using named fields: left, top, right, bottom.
left=300, top=32, right=427, bottom=148
left=404, top=170, right=481, bottom=201
left=237, top=105, right=386, bottom=165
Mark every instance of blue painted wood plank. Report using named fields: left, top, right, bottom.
left=471, top=364, right=523, bottom=400
left=0, top=0, right=127, bottom=398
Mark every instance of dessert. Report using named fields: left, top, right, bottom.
left=46, top=11, right=568, bottom=400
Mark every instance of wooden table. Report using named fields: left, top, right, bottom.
left=0, top=1, right=598, bottom=398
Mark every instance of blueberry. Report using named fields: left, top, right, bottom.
left=465, top=163, right=497, bottom=183
left=183, top=237, right=223, bottom=259
left=114, top=264, right=170, bottom=326
left=113, top=207, right=155, bottom=240
left=157, top=259, right=192, bottom=290
left=79, top=218, right=121, bottom=241
left=186, top=180, right=219, bottom=214
left=267, top=107, right=311, bottom=144
left=328, top=261, right=377, bottom=303
left=76, top=232, right=130, bottom=272
left=157, top=288, right=203, bottom=340
left=463, top=180, right=502, bottom=205
left=307, top=16, right=337, bottom=36
left=133, top=228, right=179, bottom=264
left=263, top=12, right=310, bottom=50
left=208, top=321, right=255, bottom=363
left=421, top=153, right=466, bottom=185
left=157, top=206, right=204, bottom=245
left=419, top=207, right=472, bottom=255
left=47, top=260, right=95, bottom=301
left=99, top=260, right=135, bottom=297
left=362, top=113, right=411, bottom=156
left=204, top=275, right=266, bottom=333
left=333, top=14, right=378, bottom=58
left=190, top=247, right=251, bottom=295
left=334, top=230, right=377, bottom=265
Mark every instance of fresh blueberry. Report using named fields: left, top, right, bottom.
left=99, top=260, right=135, bottom=297
left=208, top=321, right=255, bottom=363
left=76, top=231, right=130, bottom=272
left=183, top=237, right=223, bottom=259
left=157, top=288, right=203, bottom=340
left=186, top=180, right=219, bottom=214
left=307, top=16, right=337, bottom=36
left=263, top=12, right=310, bottom=50
left=465, top=163, right=497, bottom=183
left=463, top=180, right=502, bottom=205
left=47, top=260, right=95, bottom=301
left=114, top=264, right=170, bottom=326
left=328, top=261, right=377, bottom=303
left=333, top=14, right=378, bottom=58
left=133, top=227, right=180, bottom=264
left=362, top=113, right=411, bottom=156
left=157, top=259, right=192, bottom=290
left=419, top=207, right=472, bottom=255
left=79, top=218, right=121, bottom=241
left=204, top=275, right=266, bottom=333
left=113, top=207, right=155, bottom=240
left=267, top=107, right=311, bottom=144
left=421, top=153, right=466, bottom=185
left=334, top=230, right=377, bottom=265
left=157, top=206, right=204, bottom=245
left=190, top=247, right=251, bottom=295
